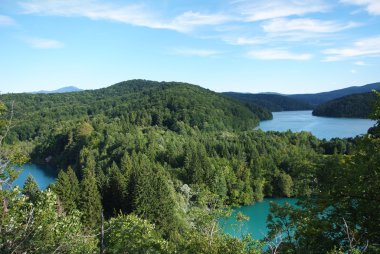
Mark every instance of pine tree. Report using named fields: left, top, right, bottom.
left=79, top=167, right=102, bottom=229
left=22, top=174, right=40, bottom=203
left=103, top=162, right=128, bottom=216
left=132, top=155, right=183, bottom=237
left=54, top=166, right=79, bottom=213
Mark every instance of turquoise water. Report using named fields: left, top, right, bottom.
left=13, top=164, right=56, bottom=190
left=259, top=111, right=376, bottom=139
left=220, top=198, right=298, bottom=240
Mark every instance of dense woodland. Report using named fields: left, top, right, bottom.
left=312, top=92, right=377, bottom=118
left=0, top=80, right=379, bottom=253
left=223, top=92, right=312, bottom=112
left=288, top=82, right=380, bottom=106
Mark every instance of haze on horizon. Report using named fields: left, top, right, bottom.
left=0, top=0, right=380, bottom=94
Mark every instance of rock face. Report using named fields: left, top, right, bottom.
left=45, top=156, right=52, bottom=163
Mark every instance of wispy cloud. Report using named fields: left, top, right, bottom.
left=233, top=0, right=329, bottom=21
left=0, top=15, right=16, bottom=26
left=170, top=11, right=232, bottom=32
left=341, top=0, right=380, bottom=15
left=19, top=0, right=232, bottom=33
left=224, top=36, right=266, bottom=45
left=247, top=49, right=312, bottom=60
left=26, top=37, right=64, bottom=49
left=323, top=35, right=380, bottom=61
left=17, top=0, right=380, bottom=64
left=354, top=60, right=366, bottom=65
left=172, top=48, right=221, bottom=57
left=262, top=18, right=358, bottom=33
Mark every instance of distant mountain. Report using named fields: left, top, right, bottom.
left=312, top=92, right=378, bottom=118
left=223, top=92, right=312, bottom=112
left=33, top=86, right=82, bottom=94
left=288, top=82, right=380, bottom=106
left=257, top=92, right=284, bottom=95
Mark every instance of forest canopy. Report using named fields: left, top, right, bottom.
left=1, top=80, right=378, bottom=253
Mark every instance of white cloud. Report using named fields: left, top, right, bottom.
left=234, top=0, right=329, bottom=21
left=354, top=61, right=366, bottom=65
left=351, top=69, right=357, bottom=73
left=0, top=15, right=16, bottom=26
left=262, top=18, right=358, bottom=33
left=170, top=11, right=232, bottom=32
left=323, top=35, right=380, bottom=61
left=172, top=48, right=221, bottom=57
left=225, top=36, right=265, bottom=45
left=19, top=0, right=231, bottom=33
left=247, top=49, right=312, bottom=60
left=26, top=37, right=64, bottom=48
left=341, top=0, right=380, bottom=15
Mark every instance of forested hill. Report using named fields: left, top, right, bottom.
left=312, top=92, right=378, bottom=118
left=288, top=82, right=380, bottom=106
left=1, top=80, right=271, bottom=142
left=223, top=92, right=312, bottom=112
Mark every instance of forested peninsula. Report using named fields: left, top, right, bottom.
left=1, top=80, right=379, bottom=253
left=312, top=92, right=377, bottom=118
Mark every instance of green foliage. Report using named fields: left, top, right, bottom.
left=53, top=166, right=80, bottom=213
left=131, top=154, right=185, bottom=238
left=274, top=171, right=294, bottom=197
left=105, top=214, right=171, bottom=254
left=0, top=189, right=98, bottom=254
left=289, top=82, right=380, bottom=106
left=0, top=80, right=263, bottom=144
left=266, top=94, right=380, bottom=253
left=313, top=92, right=377, bottom=118
left=176, top=231, right=263, bottom=254
left=368, top=91, right=380, bottom=137
left=79, top=168, right=102, bottom=229
left=0, top=101, right=7, bottom=134
left=22, top=174, right=40, bottom=203
left=224, top=92, right=312, bottom=112
left=6, top=80, right=379, bottom=253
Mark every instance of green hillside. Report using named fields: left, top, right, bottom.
left=223, top=92, right=312, bottom=112
left=1, top=80, right=271, bottom=142
left=289, top=82, right=380, bottom=106
left=312, top=92, right=377, bottom=118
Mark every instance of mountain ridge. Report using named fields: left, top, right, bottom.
left=223, top=92, right=312, bottom=112
left=287, top=82, right=380, bottom=106
left=32, top=86, right=82, bottom=94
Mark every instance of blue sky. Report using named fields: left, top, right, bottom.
left=0, top=0, right=380, bottom=94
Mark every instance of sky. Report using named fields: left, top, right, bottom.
left=0, top=0, right=380, bottom=94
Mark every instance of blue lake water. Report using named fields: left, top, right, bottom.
left=220, top=198, right=298, bottom=240
left=14, top=164, right=56, bottom=190
left=259, top=110, right=376, bottom=140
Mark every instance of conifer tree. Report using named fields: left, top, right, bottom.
left=22, top=175, right=40, bottom=203
left=54, top=166, right=79, bottom=213
left=132, top=155, right=183, bottom=237
left=103, top=162, right=128, bottom=216
left=79, top=167, right=102, bottom=229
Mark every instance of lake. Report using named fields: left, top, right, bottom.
left=259, top=110, right=376, bottom=139
left=14, top=164, right=56, bottom=190
left=220, top=198, right=298, bottom=240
